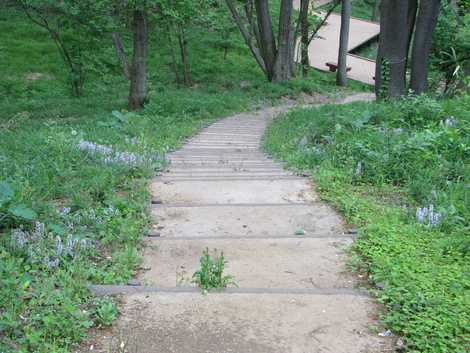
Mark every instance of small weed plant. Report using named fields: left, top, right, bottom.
left=192, top=248, right=236, bottom=292
left=93, top=298, right=119, bottom=327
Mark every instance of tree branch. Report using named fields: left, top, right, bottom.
left=224, top=0, right=267, bottom=73
left=308, top=0, right=340, bottom=46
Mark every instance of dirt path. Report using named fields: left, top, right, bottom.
left=85, top=97, right=391, bottom=353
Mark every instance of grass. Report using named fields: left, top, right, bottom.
left=264, top=94, right=470, bottom=353
left=0, top=5, right=371, bottom=352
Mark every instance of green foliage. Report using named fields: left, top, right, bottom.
left=13, top=0, right=115, bottom=96
left=0, top=181, right=37, bottom=228
left=93, top=298, right=119, bottom=327
left=378, top=58, right=391, bottom=99
left=192, top=248, right=236, bottom=292
left=264, top=94, right=470, bottom=352
left=432, top=3, right=470, bottom=95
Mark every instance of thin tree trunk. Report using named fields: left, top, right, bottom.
left=128, top=9, right=149, bottom=110
left=300, top=0, right=310, bottom=77
left=255, top=0, right=277, bottom=80
left=177, top=24, right=191, bottom=86
left=375, top=0, right=413, bottom=98
left=273, top=0, right=295, bottom=81
left=225, top=0, right=267, bottom=73
left=19, top=3, right=83, bottom=96
left=225, top=0, right=296, bottom=82
left=410, top=0, right=441, bottom=94
left=112, top=32, right=130, bottom=80
left=337, top=0, right=351, bottom=86
left=167, top=25, right=181, bottom=85
left=406, top=0, right=418, bottom=60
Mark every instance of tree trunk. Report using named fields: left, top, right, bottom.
left=225, top=0, right=267, bottom=74
left=255, top=0, right=277, bottom=80
left=112, top=32, right=130, bottom=80
left=300, top=0, right=310, bottom=77
left=225, top=0, right=296, bottom=82
left=406, top=0, right=418, bottom=60
left=167, top=25, right=181, bottom=85
left=375, top=0, right=413, bottom=98
left=336, top=0, right=351, bottom=86
left=273, top=0, right=295, bottom=81
left=177, top=24, right=191, bottom=86
left=128, top=9, right=149, bottom=111
left=410, top=0, right=441, bottom=94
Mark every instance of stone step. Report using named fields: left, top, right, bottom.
left=88, top=292, right=387, bottom=353
left=186, top=137, right=261, bottom=141
left=150, top=179, right=316, bottom=204
left=172, top=148, right=262, bottom=153
left=141, top=237, right=354, bottom=289
left=195, top=132, right=263, bottom=137
left=168, top=158, right=274, bottom=163
left=168, top=161, right=284, bottom=167
left=161, top=172, right=294, bottom=179
left=151, top=204, right=343, bottom=238
left=157, top=176, right=304, bottom=182
left=169, top=153, right=267, bottom=158
left=182, top=145, right=261, bottom=149
left=166, top=167, right=287, bottom=172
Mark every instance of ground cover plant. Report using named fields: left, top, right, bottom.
left=0, top=5, right=363, bottom=353
left=264, top=94, right=470, bottom=352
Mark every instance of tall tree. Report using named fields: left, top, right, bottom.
left=410, top=0, right=441, bottom=93
left=128, top=9, right=149, bottom=110
left=225, top=0, right=296, bottom=82
left=336, top=0, right=351, bottom=86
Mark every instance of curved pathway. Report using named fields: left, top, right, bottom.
left=88, top=101, right=389, bottom=353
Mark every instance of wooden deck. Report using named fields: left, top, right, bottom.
left=294, top=9, right=380, bottom=85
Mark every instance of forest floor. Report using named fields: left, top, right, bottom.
left=75, top=93, right=399, bottom=353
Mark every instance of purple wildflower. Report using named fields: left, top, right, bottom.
left=416, top=204, right=443, bottom=227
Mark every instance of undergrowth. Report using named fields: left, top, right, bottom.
left=264, top=94, right=470, bottom=353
